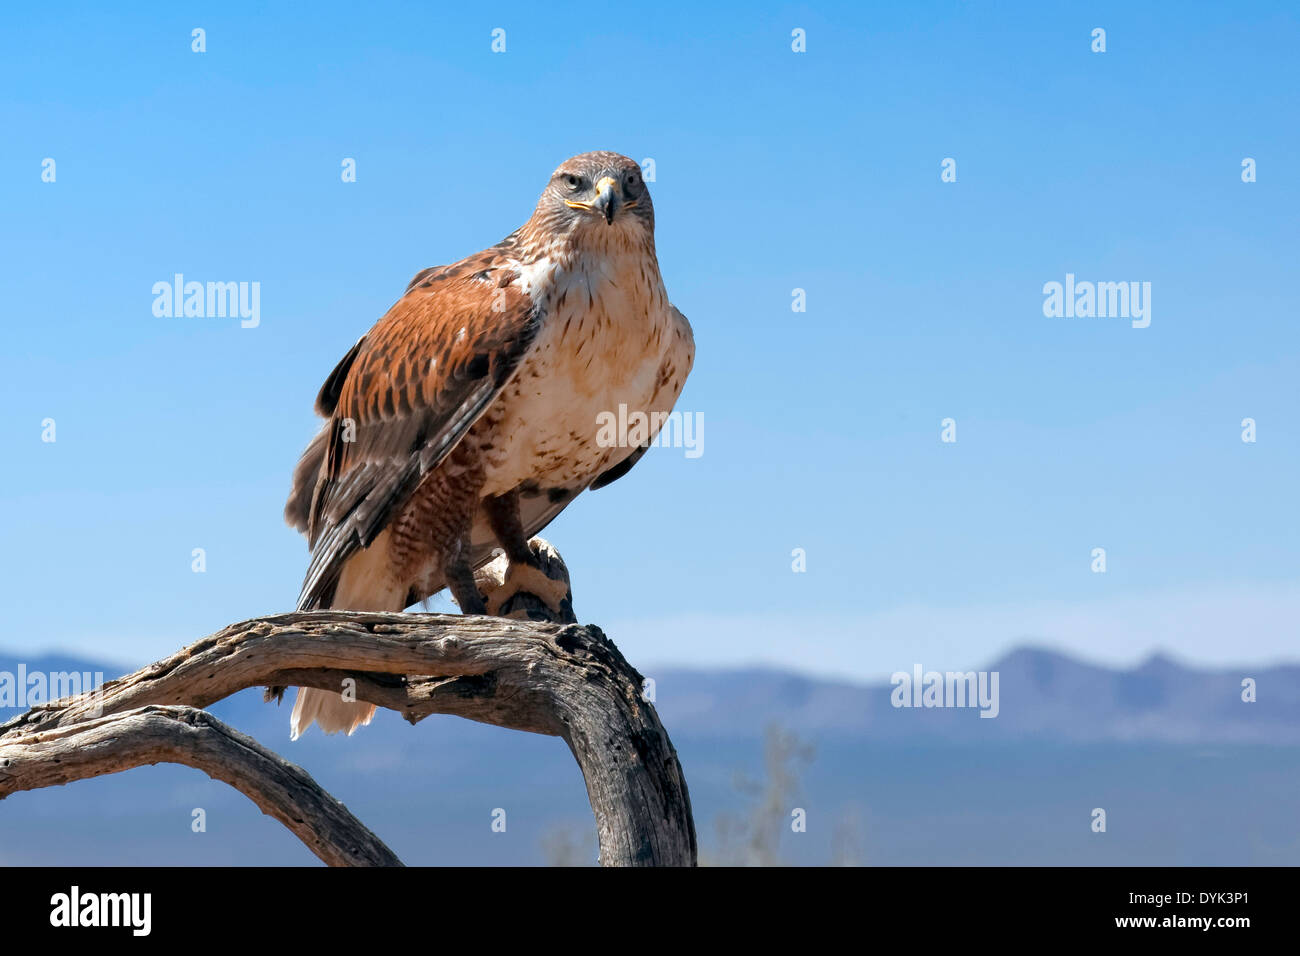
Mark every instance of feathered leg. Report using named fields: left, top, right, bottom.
left=481, top=490, right=571, bottom=615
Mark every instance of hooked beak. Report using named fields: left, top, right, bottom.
left=587, top=176, right=622, bottom=225
left=565, top=174, right=639, bottom=225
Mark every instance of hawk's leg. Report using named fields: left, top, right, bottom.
left=426, top=438, right=490, bottom=616
left=444, top=540, right=488, bottom=615
left=482, top=490, right=571, bottom=616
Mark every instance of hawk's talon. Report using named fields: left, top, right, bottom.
left=484, top=561, right=571, bottom=617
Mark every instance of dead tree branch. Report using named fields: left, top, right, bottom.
left=0, top=704, right=401, bottom=866
left=0, top=540, right=697, bottom=866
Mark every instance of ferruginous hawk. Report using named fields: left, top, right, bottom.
left=282, top=151, right=694, bottom=738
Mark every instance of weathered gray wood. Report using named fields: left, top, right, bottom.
left=0, top=704, right=401, bottom=867
left=0, top=540, right=697, bottom=866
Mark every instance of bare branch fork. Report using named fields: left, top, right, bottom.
left=0, top=541, right=698, bottom=867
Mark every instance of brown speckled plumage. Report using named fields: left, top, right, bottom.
left=283, top=151, right=694, bottom=737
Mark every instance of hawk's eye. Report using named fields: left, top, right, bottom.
left=563, top=174, right=581, bottom=190
left=625, top=171, right=641, bottom=190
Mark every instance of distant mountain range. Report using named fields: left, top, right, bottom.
left=652, top=648, right=1300, bottom=744
left=2, top=646, right=1297, bottom=865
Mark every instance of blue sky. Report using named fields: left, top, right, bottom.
left=1, top=1, right=1297, bottom=679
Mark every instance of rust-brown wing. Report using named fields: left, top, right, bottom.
left=289, top=251, right=541, bottom=610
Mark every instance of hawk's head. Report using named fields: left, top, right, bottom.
left=531, top=151, right=654, bottom=243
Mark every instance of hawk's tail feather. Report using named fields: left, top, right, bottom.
left=290, top=689, right=376, bottom=740
left=289, top=546, right=404, bottom=740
